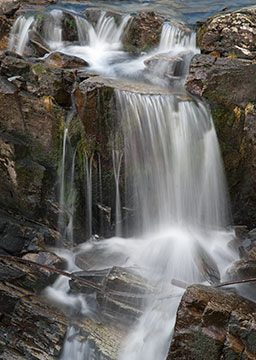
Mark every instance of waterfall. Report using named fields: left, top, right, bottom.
left=117, top=91, right=229, bottom=233
left=37, top=9, right=237, bottom=360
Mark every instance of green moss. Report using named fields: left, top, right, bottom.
left=64, top=17, right=75, bottom=30
left=31, top=63, right=47, bottom=76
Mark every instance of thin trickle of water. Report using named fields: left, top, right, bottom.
left=58, top=114, right=77, bottom=247
left=112, top=149, right=124, bottom=236
left=74, top=15, right=90, bottom=45
left=85, top=154, right=93, bottom=238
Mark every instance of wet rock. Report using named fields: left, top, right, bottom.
left=144, top=52, right=183, bottom=78
left=123, top=12, right=164, bottom=53
left=198, top=8, right=256, bottom=60
left=0, top=285, right=67, bottom=359
left=144, top=51, right=194, bottom=79
left=0, top=252, right=65, bottom=292
left=70, top=269, right=108, bottom=295
left=169, top=284, right=256, bottom=359
left=186, top=55, right=256, bottom=106
left=75, top=246, right=128, bottom=271
left=44, top=51, right=89, bottom=68
left=29, top=29, right=51, bottom=57
left=97, top=266, right=155, bottom=326
left=193, top=242, right=220, bottom=284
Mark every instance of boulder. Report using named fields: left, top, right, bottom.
left=123, top=12, right=164, bottom=53
left=198, top=8, right=256, bottom=60
left=44, top=51, right=89, bottom=68
left=169, top=284, right=256, bottom=359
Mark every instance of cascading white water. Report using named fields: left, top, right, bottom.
left=158, top=23, right=197, bottom=52
left=43, top=9, right=64, bottom=49
left=117, top=92, right=229, bottom=233
left=34, top=10, right=237, bottom=360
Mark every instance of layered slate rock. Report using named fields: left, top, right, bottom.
left=169, top=284, right=256, bottom=359
left=186, top=7, right=256, bottom=228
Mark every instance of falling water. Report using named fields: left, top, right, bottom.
left=85, top=154, right=93, bottom=239
left=58, top=114, right=77, bottom=247
left=42, top=9, right=64, bottom=49
left=158, top=23, right=197, bottom=52
left=8, top=15, right=35, bottom=55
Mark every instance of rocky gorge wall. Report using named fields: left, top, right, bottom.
left=186, top=6, right=256, bottom=229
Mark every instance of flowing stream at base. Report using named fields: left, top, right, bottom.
left=10, top=7, right=239, bottom=360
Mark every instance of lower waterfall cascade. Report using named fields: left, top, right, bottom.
left=8, top=4, right=245, bottom=360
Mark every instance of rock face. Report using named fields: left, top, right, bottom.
left=169, top=284, right=256, bottom=360
left=186, top=7, right=256, bottom=228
